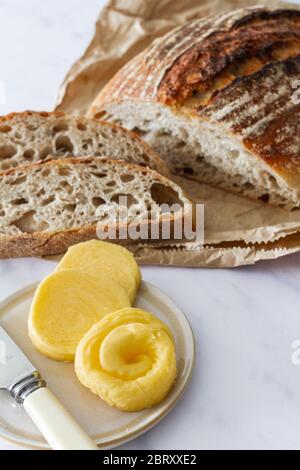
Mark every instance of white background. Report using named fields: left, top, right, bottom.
left=1, top=0, right=300, bottom=450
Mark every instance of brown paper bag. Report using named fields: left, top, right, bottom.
left=55, top=0, right=300, bottom=267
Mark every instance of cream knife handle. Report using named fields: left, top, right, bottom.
left=23, top=387, right=98, bottom=450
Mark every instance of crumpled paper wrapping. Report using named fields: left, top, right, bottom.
left=55, top=0, right=300, bottom=267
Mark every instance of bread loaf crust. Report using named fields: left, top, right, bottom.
left=90, top=5, right=300, bottom=207
left=91, top=6, right=300, bottom=107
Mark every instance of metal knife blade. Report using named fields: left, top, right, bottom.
left=0, top=325, right=97, bottom=449
left=0, top=325, right=37, bottom=390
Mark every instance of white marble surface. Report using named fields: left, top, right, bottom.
left=1, top=0, right=300, bottom=451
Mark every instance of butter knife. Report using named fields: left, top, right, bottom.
left=0, top=325, right=98, bottom=450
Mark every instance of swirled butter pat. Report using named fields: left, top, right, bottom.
left=75, top=307, right=177, bottom=411
left=28, top=270, right=131, bottom=362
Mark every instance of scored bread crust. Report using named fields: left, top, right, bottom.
left=89, top=5, right=300, bottom=209
left=0, top=110, right=169, bottom=176
left=91, top=6, right=300, bottom=106
left=0, top=157, right=193, bottom=259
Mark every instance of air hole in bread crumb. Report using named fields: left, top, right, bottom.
left=120, top=173, right=135, bottom=182
left=77, top=122, right=87, bottom=131
left=91, top=172, right=107, bottom=178
left=37, top=188, right=45, bottom=196
left=41, top=167, right=51, bottom=177
left=106, top=180, right=116, bottom=187
left=93, top=111, right=107, bottom=119
left=58, top=167, right=71, bottom=177
left=26, top=124, right=37, bottom=131
left=58, top=180, right=73, bottom=193
left=175, top=141, right=186, bottom=149
left=150, top=183, right=183, bottom=206
left=132, top=127, right=148, bottom=137
left=0, top=144, right=16, bottom=160
left=41, top=195, right=55, bottom=206
left=111, top=193, right=138, bottom=207
left=82, top=138, right=93, bottom=150
left=0, top=210, right=5, bottom=216
left=183, top=167, right=195, bottom=176
left=0, top=125, right=12, bottom=133
left=12, top=211, right=49, bottom=233
left=65, top=203, right=76, bottom=212
left=40, top=146, right=52, bottom=160
left=12, top=198, right=28, bottom=205
left=9, top=175, right=27, bottom=185
left=55, top=135, right=73, bottom=154
left=92, top=197, right=105, bottom=207
left=52, top=121, right=69, bottom=134
left=259, top=193, right=270, bottom=203
left=23, top=149, right=35, bottom=160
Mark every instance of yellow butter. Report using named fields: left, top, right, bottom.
left=28, top=270, right=131, bottom=361
left=56, top=240, right=141, bottom=304
left=75, top=308, right=177, bottom=412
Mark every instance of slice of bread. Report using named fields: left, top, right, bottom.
left=0, top=111, right=168, bottom=175
left=0, top=157, right=193, bottom=258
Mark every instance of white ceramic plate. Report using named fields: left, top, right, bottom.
left=0, top=281, right=195, bottom=449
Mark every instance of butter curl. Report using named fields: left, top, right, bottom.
left=75, top=308, right=177, bottom=411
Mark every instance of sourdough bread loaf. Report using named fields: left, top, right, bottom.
left=89, top=5, right=300, bottom=210
left=0, top=111, right=168, bottom=175
left=0, top=157, right=192, bottom=258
